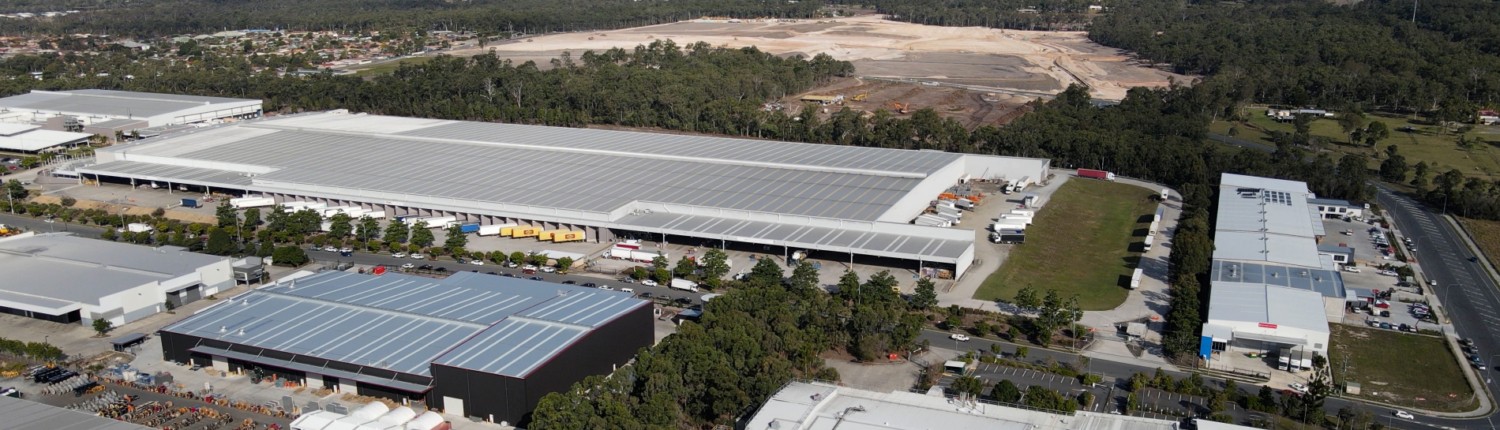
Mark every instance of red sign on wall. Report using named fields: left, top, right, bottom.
left=1258, top=323, right=1278, bottom=329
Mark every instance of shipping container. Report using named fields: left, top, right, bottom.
left=538, top=231, right=554, bottom=241
left=423, top=216, right=457, bottom=228
left=553, top=231, right=586, bottom=242
left=629, top=249, right=665, bottom=263
left=1143, top=235, right=1154, bottom=251
left=230, top=197, right=276, bottom=209
left=510, top=226, right=541, bottom=238
left=477, top=224, right=516, bottom=236
left=610, top=247, right=635, bottom=259
left=1130, top=268, right=1143, bottom=289
left=363, top=211, right=386, bottom=219
left=127, top=223, right=153, bottom=233
left=459, top=223, right=480, bottom=233
left=669, top=278, right=700, bottom=292
left=180, top=198, right=198, bottom=208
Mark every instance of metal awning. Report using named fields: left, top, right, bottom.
left=1200, top=324, right=1234, bottom=342
left=110, top=333, right=147, bottom=347
left=1231, top=330, right=1306, bottom=346
left=189, top=346, right=432, bottom=393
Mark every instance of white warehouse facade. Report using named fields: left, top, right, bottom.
left=69, top=110, right=1050, bottom=279
left=0, top=232, right=235, bottom=326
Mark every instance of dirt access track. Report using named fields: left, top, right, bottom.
left=453, top=14, right=1190, bottom=101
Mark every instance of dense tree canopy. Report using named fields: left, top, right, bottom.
left=0, top=0, right=826, bottom=38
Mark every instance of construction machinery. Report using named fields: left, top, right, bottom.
left=0, top=224, right=18, bottom=237
left=890, top=102, right=910, bottom=114
left=851, top=93, right=867, bottom=101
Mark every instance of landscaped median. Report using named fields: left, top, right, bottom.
left=974, top=178, right=1159, bottom=310
left=1329, top=324, right=1476, bottom=412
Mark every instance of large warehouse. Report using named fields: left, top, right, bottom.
left=71, top=110, right=1050, bottom=278
left=158, top=270, right=652, bottom=425
left=1201, top=173, right=1340, bottom=364
left=0, top=232, right=233, bottom=326
left=0, top=89, right=262, bottom=133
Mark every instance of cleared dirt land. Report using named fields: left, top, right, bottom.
left=974, top=179, right=1157, bottom=310
left=451, top=14, right=1188, bottom=101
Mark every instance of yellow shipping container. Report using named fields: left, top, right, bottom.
left=511, top=227, right=540, bottom=238
left=553, top=231, right=586, bottom=242
left=501, top=227, right=515, bottom=236
left=538, top=231, right=554, bottom=241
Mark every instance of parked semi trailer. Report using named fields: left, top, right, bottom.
left=1077, top=169, right=1116, bottom=181
left=230, top=197, right=276, bottom=209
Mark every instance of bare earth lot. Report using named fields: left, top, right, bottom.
left=448, top=14, right=1189, bottom=101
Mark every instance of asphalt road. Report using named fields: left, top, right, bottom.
left=0, top=212, right=103, bottom=236
left=304, top=248, right=710, bottom=306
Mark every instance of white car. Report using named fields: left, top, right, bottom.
left=1394, top=411, right=1414, bottom=420
left=599, top=285, right=614, bottom=291
left=641, top=279, right=659, bottom=287
left=505, top=262, right=519, bottom=268
left=410, top=253, right=425, bottom=259
left=323, top=246, right=338, bottom=252
left=950, top=334, right=970, bottom=341
left=522, top=264, right=538, bottom=271
left=470, top=259, right=485, bottom=266
left=340, top=247, right=353, bottom=253
left=620, top=287, right=634, bottom=293
left=1289, top=383, right=1308, bottom=393
left=540, top=266, right=557, bottom=273
left=391, top=252, right=407, bottom=258
left=401, top=263, right=415, bottom=269
left=1342, top=266, right=1360, bottom=273
left=1379, top=270, right=1398, bottom=276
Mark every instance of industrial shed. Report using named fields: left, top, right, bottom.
left=0, top=232, right=233, bottom=326
left=72, top=109, right=1051, bottom=278
left=0, top=89, right=262, bottom=130
left=158, top=270, right=652, bottom=425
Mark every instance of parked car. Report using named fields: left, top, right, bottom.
left=1461, top=338, right=1476, bottom=346
left=1394, top=411, right=1414, bottom=420
left=599, top=285, right=614, bottom=291
left=582, top=282, right=597, bottom=288
left=323, top=246, right=338, bottom=252
left=1378, top=270, right=1398, bottom=276
left=522, top=268, right=536, bottom=274
left=562, top=280, right=577, bottom=285
left=456, top=258, right=468, bottom=264
left=434, top=267, right=448, bottom=273
left=1342, top=266, right=1360, bottom=273
left=340, top=247, right=353, bottom=253
left=620, top=287, right=634, bottom=293
left=540, top=266, right=557, bottom=273
left=1379, top=322, right=1393, bottom=330
left=410, top=253, right=425, bottom=259
left=470, top=259, right=485, bottom=266
left=391, top=252, right=407, bottom=258
left=502, top=273, right=518, bottom=278
left=638, top=292, right=652, bottom=298
left=675, top=297, right=693, bottom=305
left=418, top=264, right=434, bottom=270
left=529, top=276, right=545, bottom=281
left=950, top=334, right=970, bottom=341
left=618, top=278, right=635, bottom=284
left=1289, top=383, right=1308, bottom=393
left=486, top=271, right=497, bottom=275
left=658, top=295, right=672, bottom=302
left=522, top=264, right=538, bottom=271
left=401, top=263, right=415, bottom=269
left=1475, top=362, right=1488, bottom=371
left=641, top=279, right=659, bottom=287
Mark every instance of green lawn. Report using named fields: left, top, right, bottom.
left=1212, top=108, right=1500, bottom=181
left=1330, top=324, right=1476, bottom=411
left=974, top=179, right=1156, bottom=310
left=348, top=56, right=436, bottom=76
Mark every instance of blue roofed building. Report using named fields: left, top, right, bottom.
left=157, top=270, right=652, bottom=426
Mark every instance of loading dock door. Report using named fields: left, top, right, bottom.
left=182, top=285, right=203, bottom=304
left=443, top=396, right=465, bottom=418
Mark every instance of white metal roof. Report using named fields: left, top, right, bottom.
left=746, top=381, right=1180, bottom=430
left=1213, top=173, right=1324, bottom=267
left=1207, top=283, right=1330, bottom=334
left=0, top=395, right=153, bottom=430
left=0, top=127, right=89, bottom=152
left=0, top=233, right=226, bottom=313
left=0, top=89, right=259, bottom=119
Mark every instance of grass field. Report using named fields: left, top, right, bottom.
left=1210, top=108, right=1500, bottom=181
left=1330, top=324, right=1476, bottom=411
left=1458, top=217, right=1500, bottom=270
left=347, top=56, right=436, bottom=76
left=974, top=179, right=1156, bottom=310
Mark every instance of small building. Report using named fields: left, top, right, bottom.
left=1202, top=283, right=1331, bottom=359
left=1308, top=198, right=1364, bottom=219
left=0, top=232, right=234, bottom=326
left=0, top=122, right=90, bottom=153
left=1317, top=244, right=1355, bottom=265
left=230, top=257, right=265, bottom=284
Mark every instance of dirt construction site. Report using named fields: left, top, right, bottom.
left=778, top=77, right=1036, bottom=129
left=452, top=14, right=1190, bottom=103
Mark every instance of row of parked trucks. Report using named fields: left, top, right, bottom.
left=234, top=198, right=587, bottom=242
left=915, top=198, right=976, bottom=227
left=988, top=208, right=1035, bottom=244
